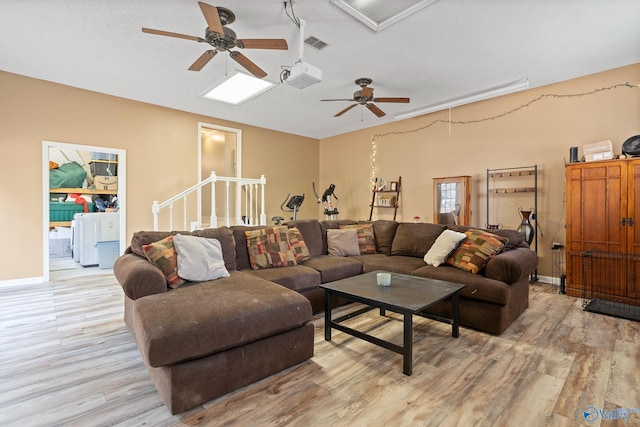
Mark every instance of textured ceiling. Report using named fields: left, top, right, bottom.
left=1, top=0, right=639, bottom=139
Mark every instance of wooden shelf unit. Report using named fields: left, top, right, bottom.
left=50, top=187, right=118, bottom=195
left=49, top=187, right=118, bottom=227
left=369, top=176, right=401, bottom=221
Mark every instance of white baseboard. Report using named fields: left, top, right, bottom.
left=0, top=276, right=45, bottom=288
left=535, top=275, right=554, bottom=284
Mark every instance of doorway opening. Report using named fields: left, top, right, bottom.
left=198, top=123, right=242, bottom=226
left=43, top=141, right=126, bottom=282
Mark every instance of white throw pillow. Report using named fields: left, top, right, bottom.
left=173, top=234, right=230, bottom=282
left=424, top=229, right=467, bottom=267
left=327, top=228, right=361, bottom=257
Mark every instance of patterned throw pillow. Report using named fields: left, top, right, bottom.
left=340, top=224, right=376, bottom=254
left=424, top=229, right=467, bottom=267
left=245, top=226, right=297, bottom=269
left=142, top=236, right=186, bottom=289
left=445, top=229, right=508, bottom=274
left=288, top=227, right=311, bottom=263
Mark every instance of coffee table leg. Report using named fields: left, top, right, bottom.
left=452, top=293, right=460, bottom=338
left=324, top=290, right=332, bottom=341
left=403, top=313, right=412, bottom=375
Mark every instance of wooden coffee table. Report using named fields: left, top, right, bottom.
left=320, top=270, right=465, bottom=375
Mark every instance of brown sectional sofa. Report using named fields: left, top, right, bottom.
left=114, top=218, right=537, bottom=414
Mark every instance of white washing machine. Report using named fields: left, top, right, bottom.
left=71, top=212, right=119, bottom=266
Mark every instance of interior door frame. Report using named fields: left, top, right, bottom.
left=198, top=122, right=242, bottom=224
left=42, top=140, right=127, bottom=282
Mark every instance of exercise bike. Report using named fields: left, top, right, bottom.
left=313, top=182, right=339, bottom=220
left=272, top=193, right=305, bottom=225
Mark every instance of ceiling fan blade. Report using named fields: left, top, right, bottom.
left=198, top=1, right=224, bottom=35
left=366, top=103, right=386, bottom=117
left=188, top=50, right=217, bottom=71
left=229, top=51, right=267, bottom=79
left=237, top=39, right=288, bottom=50
left=321, top=98, right=356, bottom=102
left=372, top=97, right=411, bottom=103
left=361, top=87, right=373, bottom=98
left=142, top=27, right=204, bottom=42
left=334, top=104, right=358, bottom=117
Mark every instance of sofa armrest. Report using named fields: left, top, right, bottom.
left=484, top=247, right=538, bottom=284
left=113, top=253, right=167, bottom=300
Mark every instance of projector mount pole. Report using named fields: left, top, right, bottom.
left=296, top=19, right=305, bottom=64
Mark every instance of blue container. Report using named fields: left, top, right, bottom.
left=95, top=241, right=120, bottom=269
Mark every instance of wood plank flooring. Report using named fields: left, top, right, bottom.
left=0, top=274, right=639, bottom=426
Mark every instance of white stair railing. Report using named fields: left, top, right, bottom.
left=152, top=172, right=266, bottom=231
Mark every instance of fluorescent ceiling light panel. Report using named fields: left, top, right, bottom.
left=202, top=71, right=274, bottom=105
left=395, top=79, right=530, bottom=121
left=330, top=0, right=440, bottom=32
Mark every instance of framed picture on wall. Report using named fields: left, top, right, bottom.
left=390, top=181, right=398, bottom=191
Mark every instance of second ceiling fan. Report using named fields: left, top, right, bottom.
left=142, top=2, right=288, bottom=78
left=322, top=78, right=410, bottom=118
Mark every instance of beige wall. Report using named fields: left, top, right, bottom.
left=2, top=64, right=638, bottom=282
left=319, top=64, right=640, bottom=277
left=0, top=71, right=318, bottom=281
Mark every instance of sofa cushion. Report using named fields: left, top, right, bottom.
left=142, top=235, right=185, bottom=289
left=191, top=227, right=237, bottom=271
left=231, top=225, right=267, bottom=270
left=424, top=229, right=467, bottom=267
left=327, top=228, right=360, bottom=256
left=288, top=227, right=311, bottom=263
left=173, top=234, right=230, bottom=282
left=340, top=224, right=376, bottom=254
left=245, top=226, right=297, bottom=269
left=132, top=227, right=237, bottom=271
left=368, top=220, right=399, bottom=256
left=356, top=254, right=427, bottom=275
left=446, top=229, right=508, bottom=274
left=391, top=222, right=446, bottom=257
left=411, top=265, right=511, bottom=305
left=132, top=271, right=312, bottom=367
left=300, top=255, right=363, bottom=283
left=284, top=219, right=324, bottom=257
left=320, top=219, right=358, bottom=254
left=132, top=231, right=179, bottom=257
left=244, top=265, right=321, bottom=293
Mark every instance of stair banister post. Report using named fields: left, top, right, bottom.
left=152, top=201, right=160, bottom=231
left=225, top=180, right=231, bottom=227
left=169, top=203, right=174, bottom=231
left=260, top=175, right=267, bottom=225
left=210, top=171, right=217, bottom=228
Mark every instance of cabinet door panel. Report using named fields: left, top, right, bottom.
left=627, top=160, right=640, bottom=302
left=565, top=161, right=626, bottom=297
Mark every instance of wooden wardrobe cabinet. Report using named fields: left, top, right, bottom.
left=565, top=159, right=640, bottom=305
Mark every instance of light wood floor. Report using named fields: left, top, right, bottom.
left=1, top=274, right=639, bottom=427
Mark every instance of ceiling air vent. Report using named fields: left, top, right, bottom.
left=304, top=36, right=328, bottom=50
